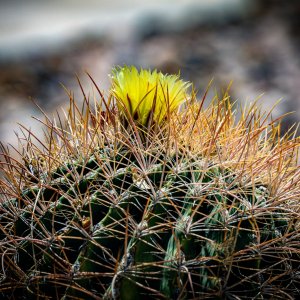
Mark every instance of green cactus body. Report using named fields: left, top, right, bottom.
left=1, top=66, right=299, bottom=299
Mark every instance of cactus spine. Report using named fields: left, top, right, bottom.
left=0, top=66, right=299, bottom=299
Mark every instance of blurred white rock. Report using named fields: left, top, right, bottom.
left=0, top=0, right=253, bottom=58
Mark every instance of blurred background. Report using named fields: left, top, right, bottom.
left=0, top=0, right=299, bottom=148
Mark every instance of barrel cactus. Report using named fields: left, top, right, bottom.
left=0, top=66, right=299, bottom=299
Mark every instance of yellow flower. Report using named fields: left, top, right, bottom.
left=110, top=66, right=190, bottom=126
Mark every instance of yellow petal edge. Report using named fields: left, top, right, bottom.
left=110, top=66, right=191, bottom=126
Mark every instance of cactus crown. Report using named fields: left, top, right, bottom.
left=0, top=67, right=299, bottom=299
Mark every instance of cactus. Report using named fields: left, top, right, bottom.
left=0, top=66, right=299, bottom=299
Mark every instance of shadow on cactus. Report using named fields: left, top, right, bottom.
left=0, top=66, right=299, bottom=299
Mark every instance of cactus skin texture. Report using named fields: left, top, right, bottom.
left=0, top=66, right=300, bottom=299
